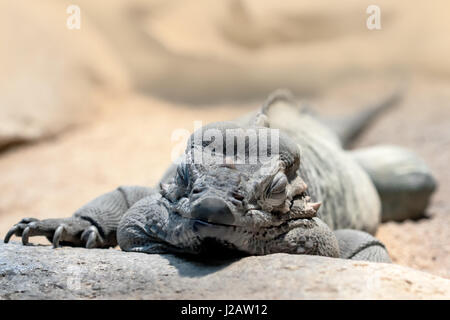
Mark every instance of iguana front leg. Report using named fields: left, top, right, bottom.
left=117, top=194, right=203, bottom=254
left=4, top=186, right=155, bottom=248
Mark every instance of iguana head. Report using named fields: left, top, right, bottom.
left=161, top=121, right=339, bottom=257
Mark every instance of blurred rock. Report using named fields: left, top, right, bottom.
left=0, top=0, right=129, bottom=150
left=1, top=242, right=449, bottom=299
left=77, top=0, right=450, bottom=104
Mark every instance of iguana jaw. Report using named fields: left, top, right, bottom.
left=171, top=183, right=320, bottom=228
left=165, top=190, right=326, bottom=255
left=187, top=214, right=334, bottom=256
left=162, top=156, right=327, bottom=254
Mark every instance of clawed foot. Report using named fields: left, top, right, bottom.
left=4, top=217, right=107, bottom=248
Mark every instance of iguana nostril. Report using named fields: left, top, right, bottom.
left=191, top=197, right=235, bottom=225
left=192, top=187, right=204, bottom=195
left=231, top=192, right=244, bottom=201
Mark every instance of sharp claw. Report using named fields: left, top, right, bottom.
left=53, top=225, right=65, bottom=248
left=80, top=228, right=89, bottom=243
left=22, top=227, right=30, bottom=245
left=86, top=231, right=97, bottom=249
left=4, top=225, right=18, bottom=243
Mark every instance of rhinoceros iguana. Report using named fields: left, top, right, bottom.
left=4, top=90, right=437, bottom=262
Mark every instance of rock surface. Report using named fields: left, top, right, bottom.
left=1, top=242, right=449, bottom=299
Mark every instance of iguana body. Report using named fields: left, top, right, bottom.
left=4, top=91, right=436, bottom=262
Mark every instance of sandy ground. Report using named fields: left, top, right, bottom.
left=0, top=76, right=448, bottom=279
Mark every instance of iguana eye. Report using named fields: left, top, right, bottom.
left=176, top=162, right=189, bottom=186
left=268, top=172, right=288, bottom=195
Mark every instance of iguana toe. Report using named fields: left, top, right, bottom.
left=4, top=217, right=102, bottom=248
left=81, top=226, right=105, bottom=249
left=4, top=225, right=18, bottom=244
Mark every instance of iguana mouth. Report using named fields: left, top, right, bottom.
left=192, top=218, right=237, bottom=229
left=192, top=210, right=316, bottom=233
left=188, top=191, right=319, bottom=231
left=194, top=215, right=314, bottom=230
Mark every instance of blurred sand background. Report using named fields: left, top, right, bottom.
left=0, top=0, right=448, bottom=278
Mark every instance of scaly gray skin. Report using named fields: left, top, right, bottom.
left=4, top=90, right=437, bottom=263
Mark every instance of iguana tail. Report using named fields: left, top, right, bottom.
left=257, top=85, right=405, bottom=148
left=320, top=86, right=405, bottom=148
